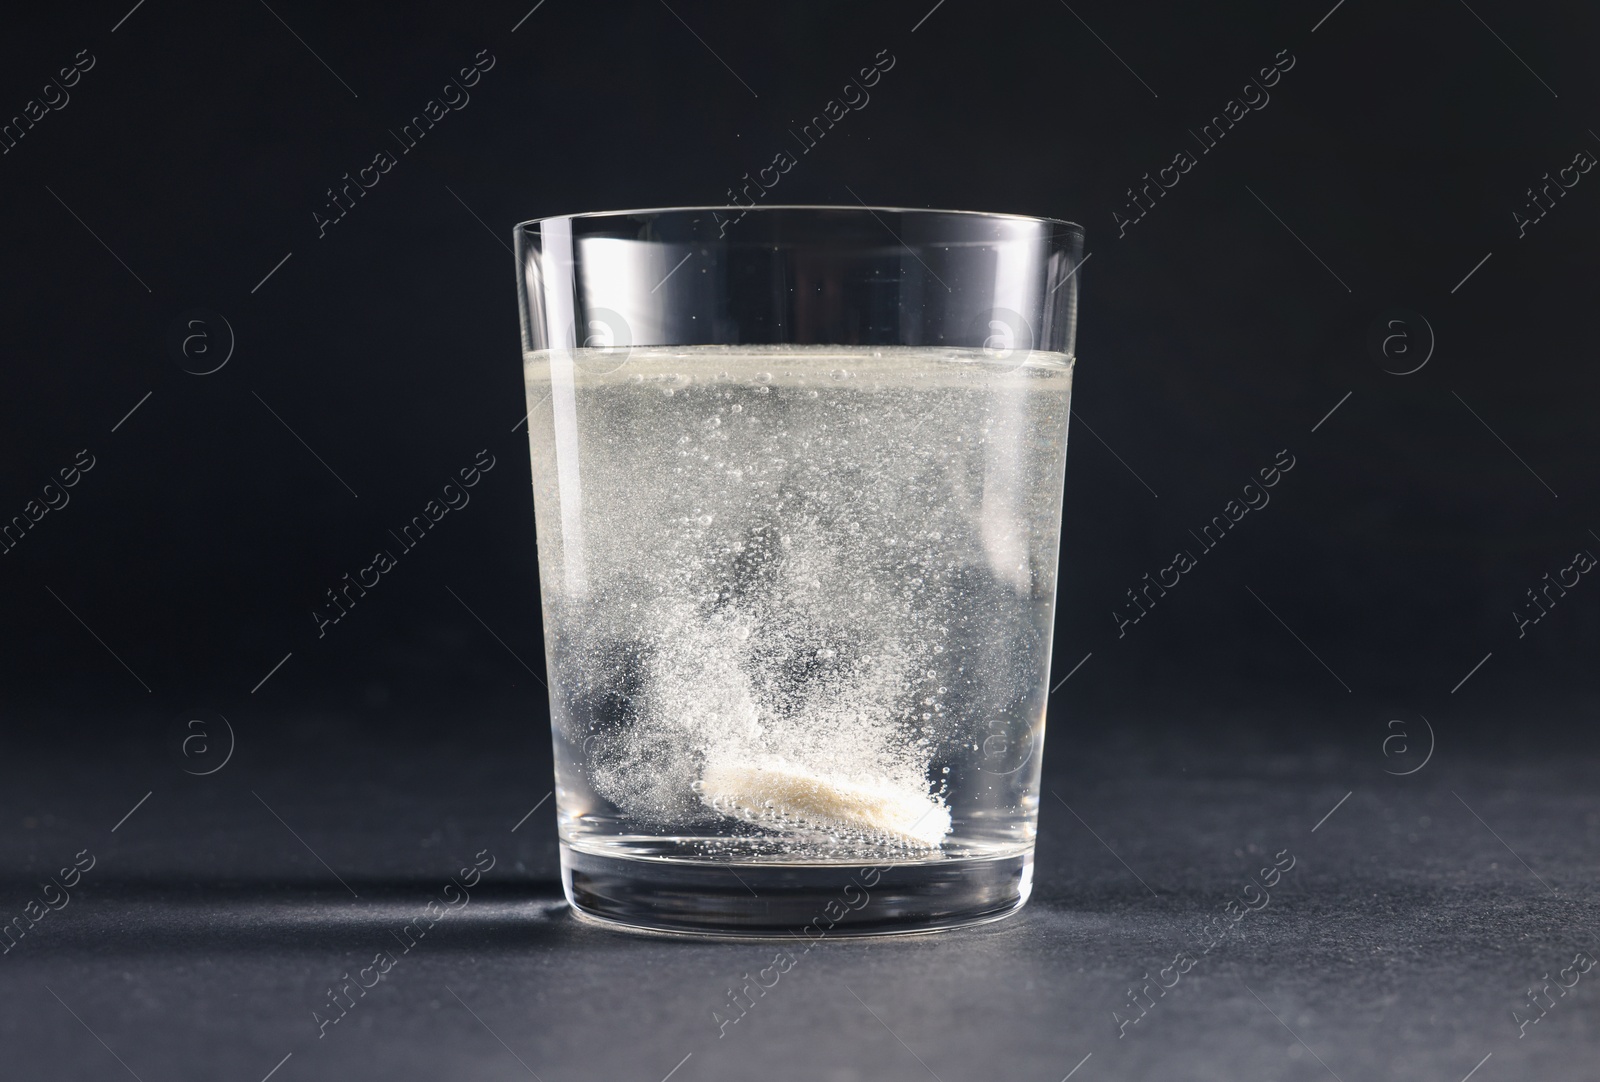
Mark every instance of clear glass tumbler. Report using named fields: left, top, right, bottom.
left=513, top=206, right=1084, bottom=936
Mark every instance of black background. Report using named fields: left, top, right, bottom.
left=2, top=1, right=1597, bottom=1080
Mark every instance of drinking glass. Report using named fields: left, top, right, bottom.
left=513, top=205, right=1084, bottom=936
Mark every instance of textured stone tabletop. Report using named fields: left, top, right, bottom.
left=4, top=712, right=1594, bottom=1082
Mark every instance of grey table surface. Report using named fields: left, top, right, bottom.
left=3, top=712, right=1595, bottom=1082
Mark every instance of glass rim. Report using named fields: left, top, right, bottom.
left=513, top=204, right=1084, bottom=233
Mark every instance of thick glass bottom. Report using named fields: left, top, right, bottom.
left=559, top=840, right=1033, bottom=938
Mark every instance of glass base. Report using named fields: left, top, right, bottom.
left=559, top=841, right=1033, bottom=938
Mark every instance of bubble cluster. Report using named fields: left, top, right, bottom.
left=524, top=346, right=1072, bottom=855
